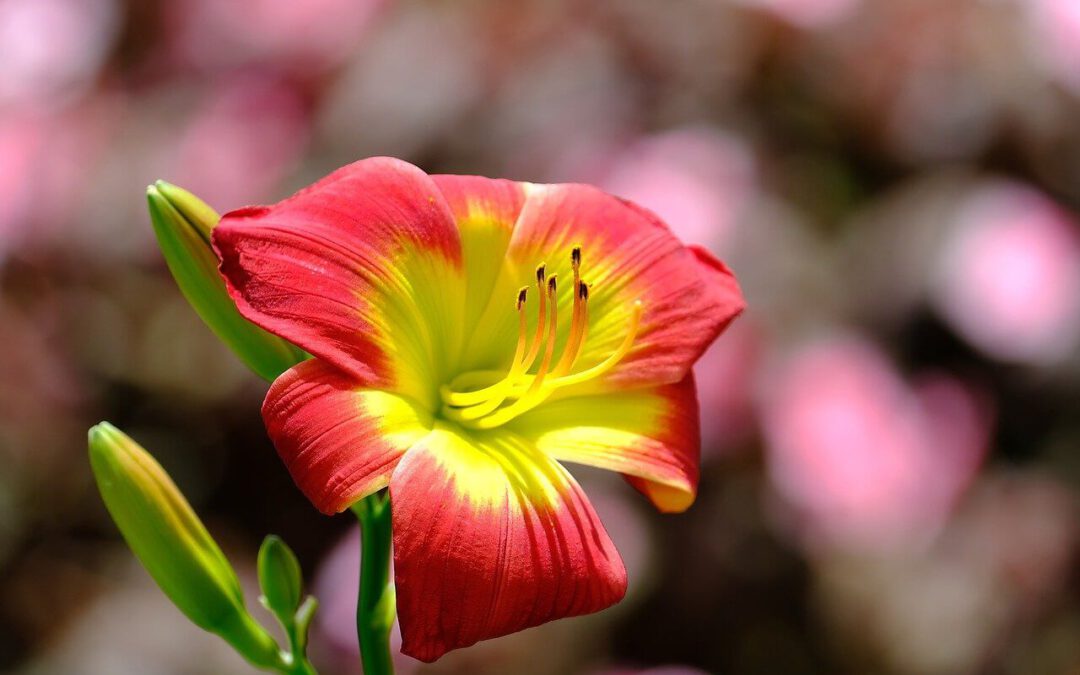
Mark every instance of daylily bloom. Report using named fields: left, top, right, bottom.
left=212, top=157, right=744, bottom=661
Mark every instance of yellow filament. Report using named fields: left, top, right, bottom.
left=448, top=282, right=553, bottom=422
left=520, top=264, right=548, bottom=371
left=552, top=282, right=588, bottom=377
left=440, top=247, right=643, bottom=429
left=467, top=277, right=560, bottom=429
left=483, top=297, right=634, bottom=400
left=545, top=301, right=641, bottom=388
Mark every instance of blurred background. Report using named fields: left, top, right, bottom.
left=2, top=0, right=1079, bottom=673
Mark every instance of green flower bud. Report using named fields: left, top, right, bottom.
left=147, top=181, right=304, bottom=381
left=88, top=422, right=282, bottom=669
left=258, top=535, right=303, bottom=620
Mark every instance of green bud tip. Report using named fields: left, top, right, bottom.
left=145, top=180, right=305, bottom=382
left=257, top=535, right=304, bottom=620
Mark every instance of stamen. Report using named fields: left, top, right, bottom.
left=552, top=279, right=588, bottom=376
left=440, top=247, right=643, bottom=429
left=545, top=300, right=641, bottom=388
left=520, top=264, right=548, bottom=370
left=469, top=274, right=560, bottom=429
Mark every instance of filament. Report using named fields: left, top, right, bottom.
left=440, top=247, right=642, bottom=429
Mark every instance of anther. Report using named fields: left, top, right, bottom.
left=547, top=274, right=558, bottom=294
left=516, top=287, right=528, bottom=310
left=536, top=264, right=546, bottom=283
left=571, top=246, right=581, bottom=270
left=578, top=281, right=589, bottom=300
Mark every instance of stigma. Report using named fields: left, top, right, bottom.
left=440, top=246, right=642, bottom=429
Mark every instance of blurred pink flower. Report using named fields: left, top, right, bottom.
left=599, top=128, right=755, bottom=256
left=761, top=336, right=990, bottom=552
left=170, top=76, right=309, bottom=211
left=934, top=182, right=1080, bottom=365
left=1028, top=0, right=1080, bottom=92
left=0, top=98, right=118, bottom=260
left=0, top=0, right=118, bottom=108
left=733, top=0, right=860, bottom=28
left=166, top=0, right=388, bottom=73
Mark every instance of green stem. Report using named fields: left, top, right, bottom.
left=281, top=617, right=318, bottom=675
left=351, top=492, right=395, bottom=675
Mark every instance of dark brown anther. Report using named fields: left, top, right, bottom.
left=578, top=281, right=589, bottom=301
left=517, top=287, right=528, bottom=309
left=547, top=274, right=558, bottom=294
left=536, top=264, right=546, bottom=283
left=571, top=246, right=581, bottom=269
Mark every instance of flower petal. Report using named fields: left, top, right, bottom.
left=464, top=183, right=745, bottom=390
left=431, top=175, right=527, bottom=332
left=214, top=157, right=466, bottom=406
left=390, top=425, right=627, bottom=662
left=510, top=374, right=701, bottom=513
left=262, top=359, right=432, bottom=515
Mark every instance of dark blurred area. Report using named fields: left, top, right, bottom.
left=2, top=0, right=1079, bottom=673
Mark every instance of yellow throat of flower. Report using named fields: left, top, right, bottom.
left=440, top=247, right=643, bottom=429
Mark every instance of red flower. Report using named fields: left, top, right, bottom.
left=212, top=157, right=744, bottom=661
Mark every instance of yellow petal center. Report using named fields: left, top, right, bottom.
left=440, top=246, right=642, bottom=429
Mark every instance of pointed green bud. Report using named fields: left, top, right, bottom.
left=88, top=422, right=283, bottom=670
left=293, top=596, right=319, bottom=653
left=258, top=535, right=303, bottom=621
left=147, top=181, right=304, bottom=381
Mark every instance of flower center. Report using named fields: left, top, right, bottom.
left=440, top=247, right=642, bottom=429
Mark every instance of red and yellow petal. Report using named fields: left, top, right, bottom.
left=213, top=157, right=466, bottom=406
left=262, top=359, right=432, bottom=515
left=510, top=374, right=701, bottom=513
left=431, top=175, right=527, bottom=333
left=463, top=182, right=745, bottom=389
left=390, top=425, right=627, bottom=662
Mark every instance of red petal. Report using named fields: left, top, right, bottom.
left=390, top=427, right=627, bottom=662
left=464, top=183, right=745, bottom=389
left=512, top=374, right=701, bottom=513
left=262, top=360, right=432, bottom=514
left=431, top=175, right=527, bottom=331
left=214, top=157, right=465, bottom=398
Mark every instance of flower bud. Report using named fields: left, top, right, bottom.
left=88, top=422, right=282, bottom=669
left=257, top=535, right=303, bottom=620
left=147, top=181, right=304, bottom=381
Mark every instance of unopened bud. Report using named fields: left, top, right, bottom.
left=257, top=535, right=303, bottom=621
left=147, top=181, right=304, bottom=381
left=88, top=422, right=282, bottom=669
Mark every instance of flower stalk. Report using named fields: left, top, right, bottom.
left=352, top=493, right=395, bottom=675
